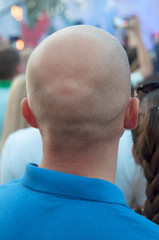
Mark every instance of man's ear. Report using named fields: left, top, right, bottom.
left=124, top=97, right=139, bottom=130
left=21, top=98, right=38, bottom=128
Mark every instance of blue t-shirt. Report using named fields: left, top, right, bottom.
left=0, top=163, right=159, bottom=240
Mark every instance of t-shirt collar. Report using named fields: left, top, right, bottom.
left=21, top=163, right=127, bottom=206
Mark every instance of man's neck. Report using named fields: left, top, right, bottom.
left=39, top=141, right=119, bottom=184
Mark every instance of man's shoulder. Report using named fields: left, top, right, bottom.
left=0, top=179, right=22, bottom=200
left=117, top=206, right=159, bottom=238
left=0, top=180, right=159, bottom=239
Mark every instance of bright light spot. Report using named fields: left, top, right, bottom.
left=16, top=40, right=24, bottom=51
left=11, top=5, right=23, bottom=21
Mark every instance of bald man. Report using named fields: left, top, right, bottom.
left=0, top=25, right=159, bottom=239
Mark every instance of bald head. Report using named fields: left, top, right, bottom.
left=26, top=25, right=131, bottom=150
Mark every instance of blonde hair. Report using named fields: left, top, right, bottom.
left=0, top=74, right=29, bottom=152
left=20, top=47, right=33, bottom=74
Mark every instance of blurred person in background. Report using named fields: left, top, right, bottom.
left=115, top=15, right=155, bottom=207
left=0, top=74, right=30, bottom=182
left=116, top=128, right=146, bottom=208
left=0, top=44, right=20, bottom=138
left=132, top=88, right=159, bottom=224
left=0, top=74, right=29, bottom=152
left=0, top=127, right=42, bottom=184
left=116, top=73, right=159, bottom=208
left=124, top=16, right=153, bottom=87
left=20, top=47, right=33, bottom=74
left=133, top=73, right=159, bottom=99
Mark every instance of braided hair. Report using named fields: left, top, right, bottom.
left=132, top=89, right=159, bottom=224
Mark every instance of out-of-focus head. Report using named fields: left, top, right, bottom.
left=134, top=73, right=159, bottom=100
left=132, top=89, right=159, bottom=155
left=132, top=89, right=159, bottom=224
left=23, top=25, right=135, bottom=151
left=0, top=74, right=29, bottom=152
left=9, top=74, right=28, bottom=114
left=0, top=45, right=20, bottom=80
left=20, top=47, right=33, bottom=74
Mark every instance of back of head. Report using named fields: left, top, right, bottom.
left=26, top=25, right=131, bottom=151
left=132, top=89, right=159, bottom=224
left=0, top=45, right=20, bottom=80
